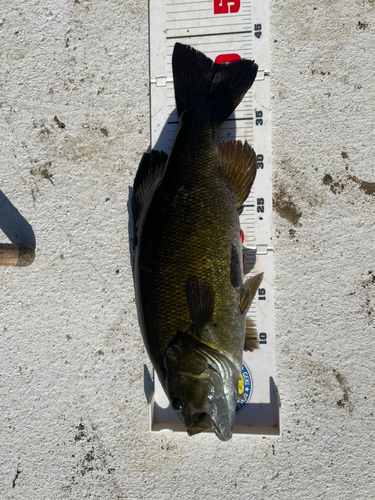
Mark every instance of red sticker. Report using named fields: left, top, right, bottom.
left=213, top=0, right=240, bottom=15
left=215, top=54, right=241, bottom=64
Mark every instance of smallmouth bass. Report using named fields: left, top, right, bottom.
left=132, top=43, right=262, bottom=441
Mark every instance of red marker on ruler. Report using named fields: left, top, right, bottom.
left=215, top=54, right=241, bottom=64
left=213, top=0, right=241, bottom=15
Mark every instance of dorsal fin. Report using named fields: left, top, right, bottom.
left=131, top=150, right=168, bottom=247
left=217, top=141, right=257, bottom=214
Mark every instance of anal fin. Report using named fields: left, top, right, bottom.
left=217, top=141, right=257, bottom=214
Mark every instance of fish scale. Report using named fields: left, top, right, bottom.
left=143, top=0, right=280, bottom=436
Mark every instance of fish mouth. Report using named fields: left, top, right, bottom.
left=187, top=426, right=206, bottom=436
left=165, top=330, right=238, bottom=441
left=187, top=412, right=212, bottom=436
left=211, top=414, right=233, bottom=442
left=186, top=412, right=233, bottom=441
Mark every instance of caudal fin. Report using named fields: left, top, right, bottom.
left=172, top=43, right=258, bottom=126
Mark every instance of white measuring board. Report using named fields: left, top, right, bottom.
left=148, top=0, right=280, bottom=436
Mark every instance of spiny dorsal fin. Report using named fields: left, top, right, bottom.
left=244, top=316, right=259, bottom=351
left=244, top=273, right=264, bottom=302
left=131, top=150, right=168, bottom=246
left=236, top=284, right=251, bottom=315
left=236, top=273, right=264, bottom=315
left=217, top=141, right=257, bottom=214
left=186, top=276, right=215, bottom=335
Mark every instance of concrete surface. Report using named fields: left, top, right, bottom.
left=0, top=0, right=374, bottom=498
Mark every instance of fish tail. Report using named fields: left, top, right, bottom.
left=172, top=43, right=258, bottom=126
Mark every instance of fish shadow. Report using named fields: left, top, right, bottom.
left=243, top=247, right=257, bottom=274
left=143, top=364, right=154, bottom=404
left=0, top=190, right=36, bottom=248
left=127, top=185, right=134, bottom=278
left=146, top=107, right=178, bottom=155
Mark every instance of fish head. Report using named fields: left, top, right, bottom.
left=164, top=331, right=238, bottom=441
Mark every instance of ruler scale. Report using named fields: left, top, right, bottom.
left=148, top=0, right=280, bottom=436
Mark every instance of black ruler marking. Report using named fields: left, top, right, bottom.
left=167, top=30, right=252, bottom=39
left=167, top=22, right=250, bottom=29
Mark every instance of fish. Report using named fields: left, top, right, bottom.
left=131, top=43, right=263, bottom=441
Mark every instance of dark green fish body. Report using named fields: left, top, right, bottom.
left=132, top=44, right=262, bottom=440
left=137, top=112, right=241, bottom=367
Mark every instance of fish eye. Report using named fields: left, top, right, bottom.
left=171, top=397, right=185, bottom=412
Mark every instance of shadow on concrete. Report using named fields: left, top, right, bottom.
left=243, top=247, right=257, bottom=275
left=127, top=185, right=134, bottom=279
left=143, top=364, right=153, bottom=404
left=146, top=107, right=178, bottom=154
left=0, top=191, right=36, bottom=248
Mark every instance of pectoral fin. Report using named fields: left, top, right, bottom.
left=217, top=140, right=257, bottom=214
left=244, top=316, right=259, bottom=351
left=186, top=277, right=215, bottom=335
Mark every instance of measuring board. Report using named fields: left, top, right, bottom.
left=148, top=0, right=280, bottom=436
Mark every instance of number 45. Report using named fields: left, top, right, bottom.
left=254, top=24, right=262, bottom=39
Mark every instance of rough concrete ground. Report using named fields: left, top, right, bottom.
left=0, top=0, right=374, bottom=498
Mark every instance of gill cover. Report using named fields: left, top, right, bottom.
left=164, top=330, right=238, bottom=441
